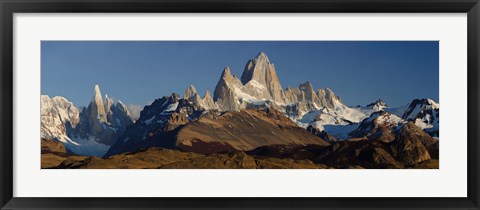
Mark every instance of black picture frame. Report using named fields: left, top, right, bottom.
left=1, top=0, right=479, bottom=209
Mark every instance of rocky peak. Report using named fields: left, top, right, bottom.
left=392, top=122, right=432, bottom=165
left=184, top=85, right=198, bottom=99
left=204, top=90, right=212, bottom=98
left=169, top=93, right=181, bottom=102
left=184, top=85, right=202, bottom=106
left=349, top=111, right=404, bottom=142
left=104, top=94, right=114, bottom=115
left=71, top=85, right=134, bottom=147
left=402, top=98, right=439, bottom=120
left=367, top=99, right=389, bottom=111
left=298, top=82, right=317, bottom=103
left=93, top=84, right=102, bottom=103
left=298, top=82, right=313, bottom=91
left=221, top=66, right=233, bottom=79
left=213, top=66, right=243, bottom=110
left=115, top=100, right=131, bottom=117
left=201, top=90, right=216, bottom=110
left=315, top=88, right=342, bottom=109
left=240, top=52, right=284, bottom=102
left=90, top=84, right=107, bottom=123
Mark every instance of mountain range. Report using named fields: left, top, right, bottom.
left=41, top=52, right=439, bottom=168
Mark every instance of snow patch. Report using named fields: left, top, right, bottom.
left=165, top=102, right=179, bottom=112
left=65, top=136, right=110, bottom=157
left=144, top=115, right=156, bottom=125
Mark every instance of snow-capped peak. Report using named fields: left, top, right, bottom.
left=366, top=99, right=389, bottom=111
left=402, top=98, right=439, bottom=120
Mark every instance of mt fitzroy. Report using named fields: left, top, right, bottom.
left=212, top=52, right=342, bottom=111
left=191, top=52, right=439, bottom=140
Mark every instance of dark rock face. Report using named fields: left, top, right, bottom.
left=104, top=93, right=204, bottom=157
left=402, top=98, right=439, bottom=119
left=390, top=122, right=434, bottom=165
left=105, top=107, right=329, bottom=157
left=248, top=121, right=438, bottom=169
left=307, top=125, right=337, bottom=142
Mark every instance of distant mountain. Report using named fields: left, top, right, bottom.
left=385, top=98, right=439, bottom=137
left=366, top=99, right=389, bottom=111
left=401, top=99, right=439, bottom=137
left=349, top=111, right=404, bottom=142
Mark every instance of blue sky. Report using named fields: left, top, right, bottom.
left=41, top=41, right=438, bottom=109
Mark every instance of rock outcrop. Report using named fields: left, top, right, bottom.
left=184, top=85, right=217, bottom=110
left=391, top=122, right=435, bottom=165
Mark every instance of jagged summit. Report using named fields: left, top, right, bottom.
left=116, top=100, right=131, bottom=117
left=90, top=84, right=107, bottom=123
left=94, top=84, right=102, bottom=99
left=210, top=52, right=346, bottom=111
left=402, top=98, right=439, bottom=120
left=183, top=84, right=216, bottom=109
left=255, top=51, right=270, bottom=62
left=367, top=99, right=389, bottom=111
left=298, top=82, right=313, bottom=90
left=221, top=66, right=232, bottom=78
left=239, top=52, right=283, bottom=102
left=184, top=84, right=199, bottom=100
left=72, top=85, right=134, bottom=147
left=204, top=90, right=212, bottom=98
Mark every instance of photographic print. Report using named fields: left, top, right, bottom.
left=40, top=41, right=439, bottom=169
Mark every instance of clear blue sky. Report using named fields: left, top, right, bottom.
left=41, top=41, right=439, bottom=108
